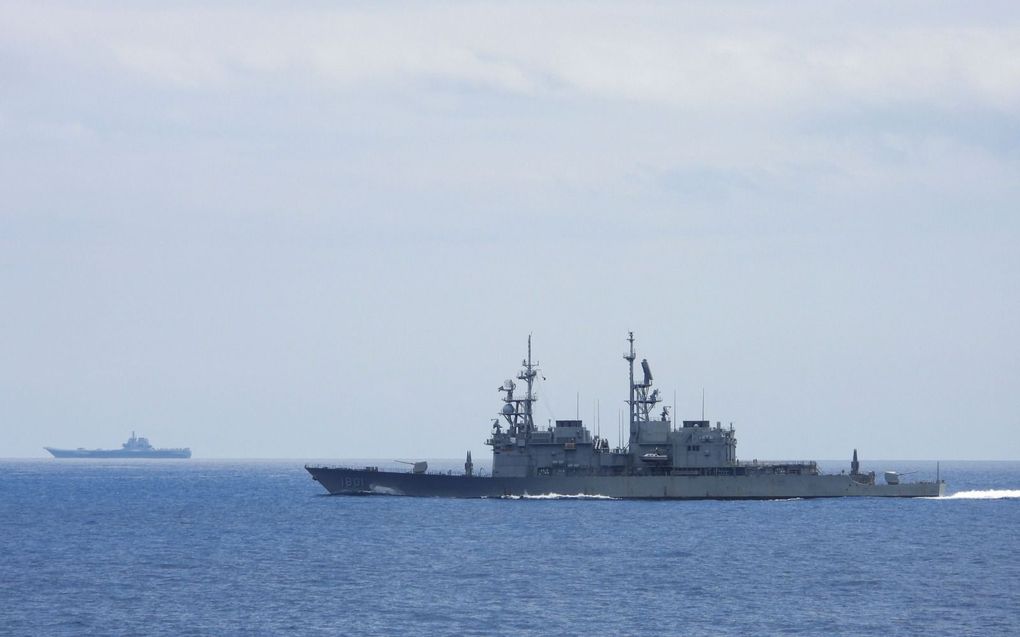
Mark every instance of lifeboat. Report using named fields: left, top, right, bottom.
left=641, top=451, right=670, bottom=464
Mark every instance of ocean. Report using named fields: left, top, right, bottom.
left=1, top=459, right=1018, bottom=636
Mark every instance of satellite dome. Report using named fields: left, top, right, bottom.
left=502, top=403, right=515, bottom=415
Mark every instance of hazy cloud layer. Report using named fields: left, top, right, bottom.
left=2, top=2, right=1018, bottom=459
left=8, top=3, right=1020, bottom=105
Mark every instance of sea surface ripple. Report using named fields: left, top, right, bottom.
left=1, top=459, right=1018, bottom=636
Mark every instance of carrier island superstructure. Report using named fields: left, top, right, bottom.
left=306, top=334, right=944, bottom=498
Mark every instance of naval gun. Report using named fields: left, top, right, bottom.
left=883, top=470, right=918, bottom=485
left=395, top=460, right=428, bottom=474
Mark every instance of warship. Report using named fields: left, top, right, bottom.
left=307, top=334, right=944, bottom=499
left=45, top=432, right=191, bottom=459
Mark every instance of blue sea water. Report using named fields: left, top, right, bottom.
left=1, top=459, right=1018, bottom=636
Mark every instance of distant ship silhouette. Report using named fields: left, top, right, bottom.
left=45, top=432, right=191, bottom=458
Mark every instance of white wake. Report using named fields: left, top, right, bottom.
left=504, top=493, right=617, bottom=500
left=938, top=489, right=1020, bottom=500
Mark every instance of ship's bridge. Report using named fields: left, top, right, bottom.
left=668, top=421, right=737, bottom=469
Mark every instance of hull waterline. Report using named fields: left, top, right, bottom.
left=306, top=466, right=945, bottom=499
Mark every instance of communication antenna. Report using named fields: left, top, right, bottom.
left=624, top=332, right=636, bottom=431
left=701, top=388, right=705, bottom=420
left=673, top=389, right=677, bottom=430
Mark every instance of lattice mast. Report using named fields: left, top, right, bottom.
left=499, top=334, right=539, bottom=438
left=624, top=332, right=661, bottom=442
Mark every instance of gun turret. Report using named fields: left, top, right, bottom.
left=396, top=460, right=428, bottom=474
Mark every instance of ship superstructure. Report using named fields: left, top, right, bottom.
left=307, top=334, right=943, bottom=498
left=487, top=333, right=775, bottom=480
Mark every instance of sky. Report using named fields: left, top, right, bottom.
left=1, top=1, right=1018, bottom=460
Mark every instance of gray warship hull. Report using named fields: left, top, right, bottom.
left=45, top=447, right=191, bottom=459
left=306, top=466, right=944, bottom=499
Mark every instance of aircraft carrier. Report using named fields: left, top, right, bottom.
left=307, top=334, right=944, bottom=499
left=45, top=432, right=192, bottom=459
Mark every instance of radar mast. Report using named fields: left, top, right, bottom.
left=624, top=332, right=661, bottom=442
left=498, top=335, right=539, bottom=438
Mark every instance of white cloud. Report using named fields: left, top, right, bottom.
left=2, top=1, right=1018, bottom=208
left=4, top=3, right=1020, bottom=110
